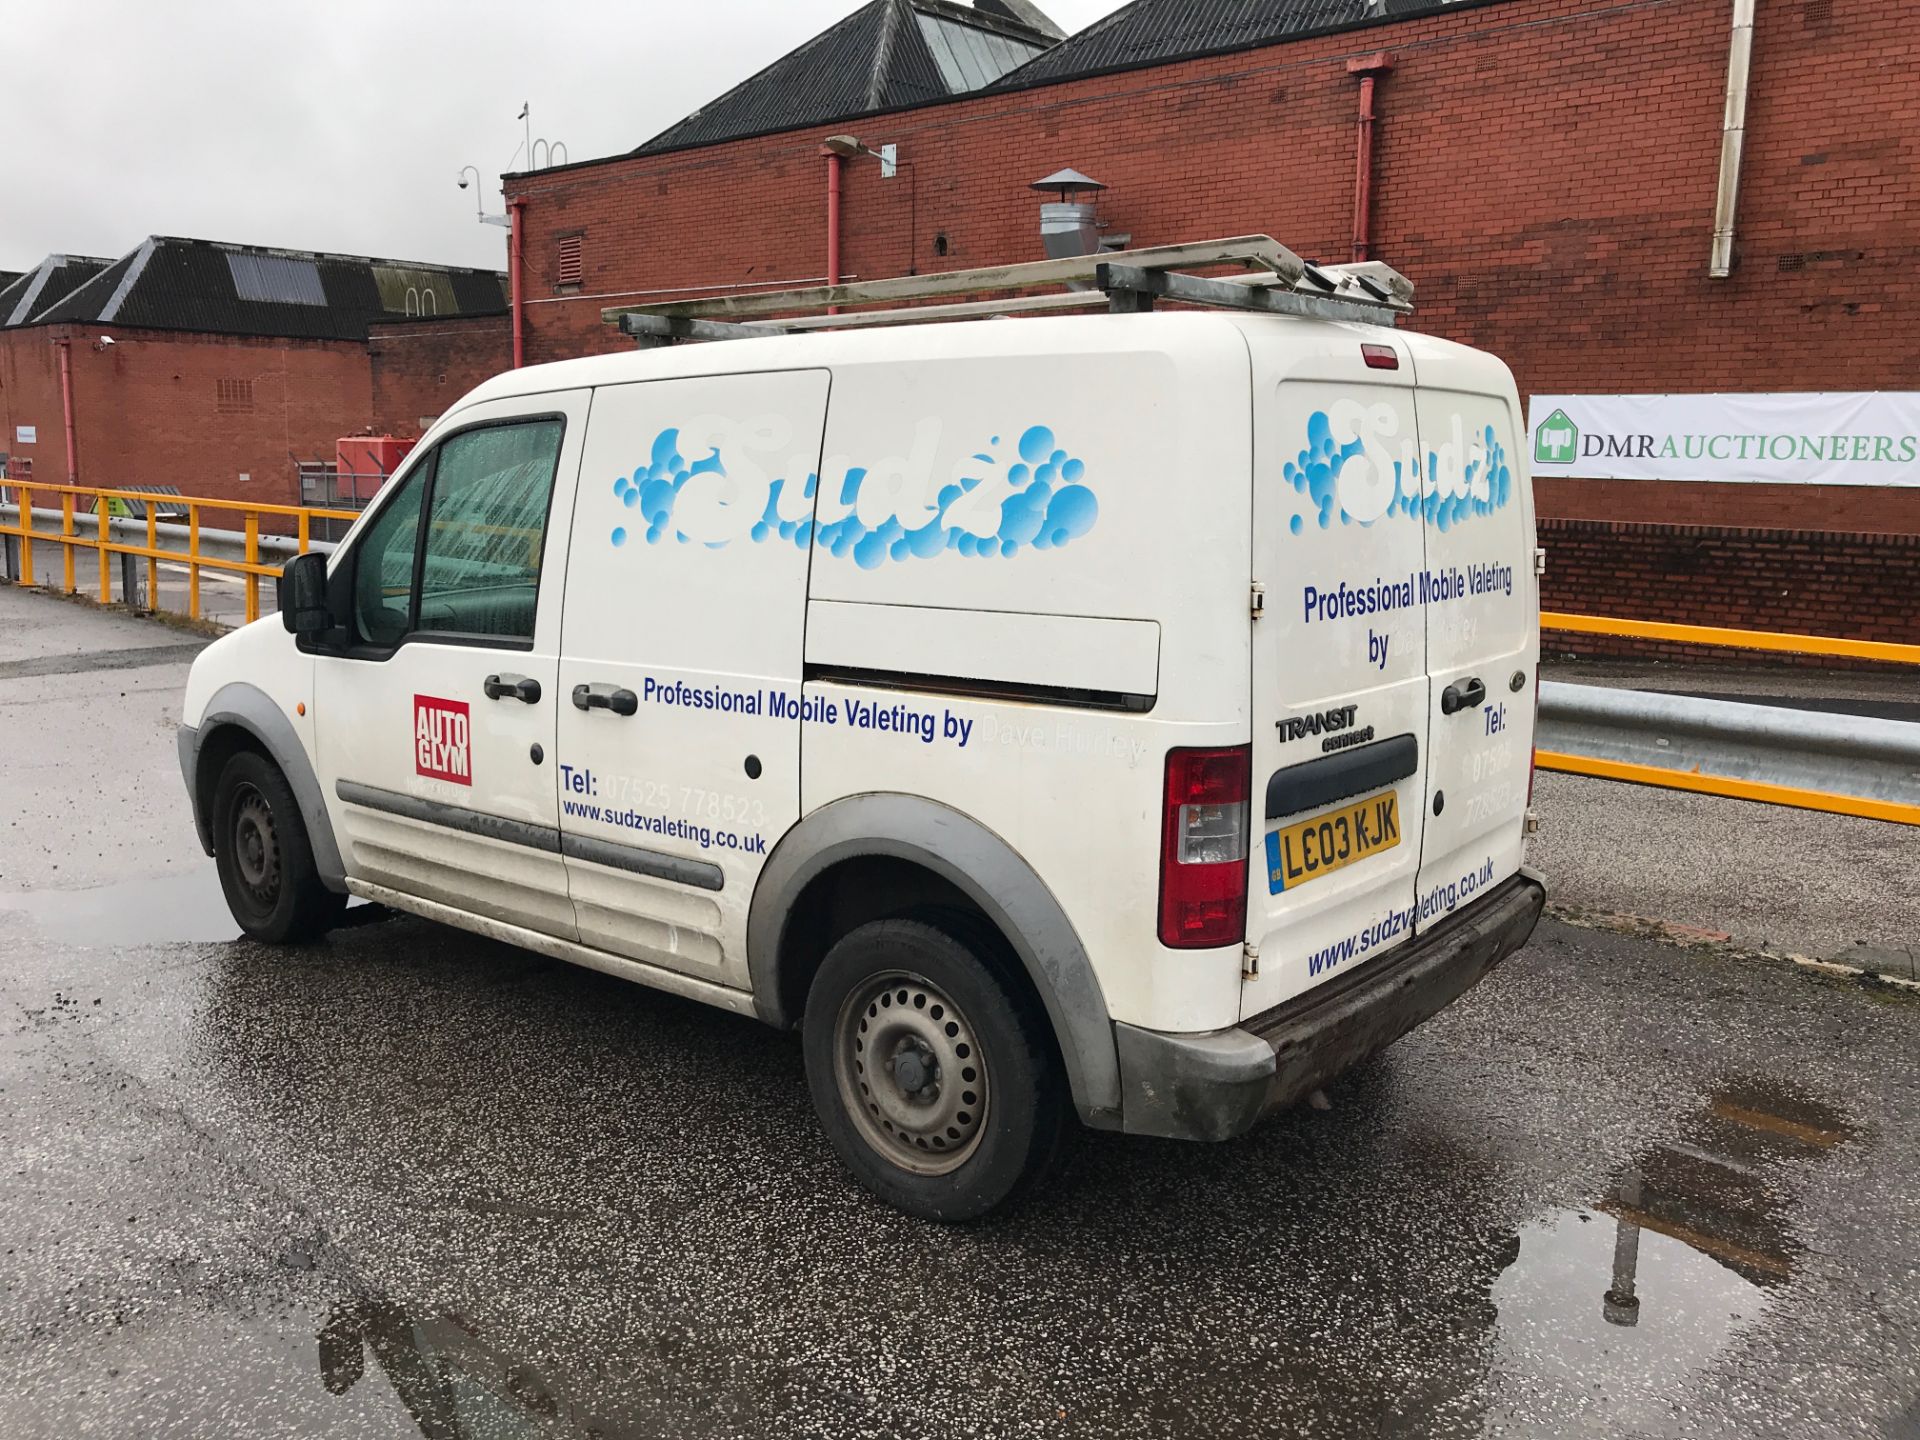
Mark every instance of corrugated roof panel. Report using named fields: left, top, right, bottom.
left=991, top=0, right=1517, bottom=89
left=227, top=251, right=327, bottom=306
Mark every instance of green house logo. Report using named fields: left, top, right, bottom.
left=1535, top=409, right=1578, bottom=464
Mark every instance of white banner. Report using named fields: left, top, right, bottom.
left=1528, top=393, right=1920, bottom=486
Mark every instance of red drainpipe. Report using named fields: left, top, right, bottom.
left=55, top=336, right=79, bottom=484
left=508, top=198, right=527, bottom=368
left=1346, top=52, right=1395, bottom=263
left=822, top=147, right=844, bottom=314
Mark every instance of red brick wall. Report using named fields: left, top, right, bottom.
left=505, top=0, right=1920, bottom=534
left=1540, top=517, right=1920, bottom=666
left=369, top=314, right=512, bottom=438
left=0, top=324, right=373, bottom=509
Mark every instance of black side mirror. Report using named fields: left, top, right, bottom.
left=279, top=551, right=331, bottom=637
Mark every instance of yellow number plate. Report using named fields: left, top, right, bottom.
left=1265, top=789, right=1402, bottom=894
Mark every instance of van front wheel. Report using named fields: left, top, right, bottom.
left=212, top=750, right=345, bottom=944
left=802, top=917, right=1066, bottom=1222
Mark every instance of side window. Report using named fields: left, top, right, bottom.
left=416, top=421, right=565, bottom=642
left=351, top=465, right=428, bottom=647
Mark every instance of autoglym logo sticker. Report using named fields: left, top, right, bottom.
left=1534, top=408, right=1578, bottom=465
left=414, top=695, right=471, bottom=785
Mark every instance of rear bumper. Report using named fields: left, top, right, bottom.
left=1113, top=869, right=1547, bottom=1141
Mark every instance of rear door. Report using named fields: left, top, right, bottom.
left=1242, top=332, right=1430, bottom=1017
left=554, top=369, right=829, bottom=991
left=1409, top=348, right=1537, bottom=925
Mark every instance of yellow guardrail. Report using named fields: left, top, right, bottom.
left=1541, top=611, right=1920, bottom=668
left=0, top=482, right=360, bottom=625
left=1539, top=611, right=1920, bottom=825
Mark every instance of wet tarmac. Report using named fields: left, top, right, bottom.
left=4, top=588, right=1919, bottom=1437
left=3, top=888, right=1916, bottom=1438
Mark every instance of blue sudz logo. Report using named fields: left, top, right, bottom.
left=1284, top=403, right=1514, bottom=535
left=608, top=423, right=1098, bottom=569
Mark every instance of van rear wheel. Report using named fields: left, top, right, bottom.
left=212, top=750, right=345, bottom=944
left=802, top=916, right=1065, bottom=1222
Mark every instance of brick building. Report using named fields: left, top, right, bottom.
left=370, top=0, right=1914, bottom=643
left=0, top=236, right=505, bottom=510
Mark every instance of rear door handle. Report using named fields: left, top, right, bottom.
left=484, top=673, right=542, bottom=704
left=1440, top=677, right=1487, bottom=715
left=572, top=682, right=638, bottom=717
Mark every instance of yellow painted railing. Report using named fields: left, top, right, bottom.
left=1542, top=611, right=1920, bottom=668
left=0, top=482, right=360, bottom=625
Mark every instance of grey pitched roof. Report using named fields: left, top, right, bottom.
left=0, top=255, right=117, bottom=327
left=990, top=0, right=1515, bottom=89
left=632, top=0, right=1057, bottom=157
left=0, top=271, right=21, bottom=295
left=22, top=236, right=509, bottom=341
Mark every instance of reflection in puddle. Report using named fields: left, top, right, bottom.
left=318, top=1298, right=602, bottom=1440
left=3, top=866, right=381, bottom=946
left=1488, top=1077, right=1852, bottom=1429
left=2, top=866, right=239, bottom=945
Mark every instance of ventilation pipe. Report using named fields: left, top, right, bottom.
left=55, top=336, right=78, bottom=484
left=1709, top=0, right=1755, bottom=278
left=508, top=198, right=526, bottom=368
left=1346, top=52, right=1394, bottom=264
left=821, top=144, right=845, bottom=312
left=1031, top=168, right=1108, bottom=259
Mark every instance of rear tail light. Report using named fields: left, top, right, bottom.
left=1361, top=343, right=1399, bottom=370
left=1158, top=745, right=1251, bottom=949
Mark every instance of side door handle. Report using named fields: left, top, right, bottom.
left=484, top=673, right=542, bottom=704
left=1440, top=676, right=1487, bottom=715
left=572, top=682, right=639, bottom=717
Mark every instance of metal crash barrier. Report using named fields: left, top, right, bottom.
left=0, top=483, right=355, bottom=625
left=1539, top=613, right=1920, bottom=827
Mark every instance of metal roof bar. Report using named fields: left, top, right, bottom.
left=602, top=235, right=1414, bottom=343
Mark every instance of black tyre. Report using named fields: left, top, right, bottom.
left=802, top=915, right=1067, bottom=1222
left=212, top=749, right=346, bottom=944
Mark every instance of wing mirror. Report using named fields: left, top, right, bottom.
left=278, top=551, right=332, bottom=637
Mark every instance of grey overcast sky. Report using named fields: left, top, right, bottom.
left=3, top=0, right=1130, bottom=276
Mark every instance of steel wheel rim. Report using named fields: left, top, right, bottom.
left=833, top=969, right=989, bottom=1176
left=231, top=783, right=281, bottom=908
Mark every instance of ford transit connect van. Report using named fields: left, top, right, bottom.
left=179, top=242, right=1545, bottom=1220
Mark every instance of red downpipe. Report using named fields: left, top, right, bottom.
left=55, top=337, right=78, bottom=484
left=508, top=198, right=527, bottom=369
left=822, top=147, right=844, bottom=315
left=1346, top=52, right=1395, bottom=264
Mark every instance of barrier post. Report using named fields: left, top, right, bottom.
left=244, top=511, right=260, bottom=624
left=187, top=504, right=201, bottom=620
left=17, top=485, right=33, bottom=586
left=61, top=493, right=76, bottom=594
left=97, top=497, right=111, bottom=604
left=146, top=510, right=158, bottom=612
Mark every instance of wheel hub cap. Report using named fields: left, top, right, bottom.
left=834, top=970, right=989, bottom=1176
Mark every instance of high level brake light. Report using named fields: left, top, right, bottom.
left=1158, top=745, right=1251, bottom=948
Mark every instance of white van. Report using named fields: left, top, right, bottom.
left=178, top=243, right=1545, bottom=1220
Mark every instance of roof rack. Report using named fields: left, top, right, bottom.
left=602, top=235, right=1413, bottom=346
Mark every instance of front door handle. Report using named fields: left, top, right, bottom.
left=572, top=682, right=639, bottom=717
left=1440, top=676, right=1487, bottom=715
left=484, top=673, right=542, bottom=704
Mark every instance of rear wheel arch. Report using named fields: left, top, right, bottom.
left=748, top=794, right=1121, bottom=1126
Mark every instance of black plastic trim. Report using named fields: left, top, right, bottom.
left=561, top=833, right=725, bottom=892
left=335, top=780, right=560, bottom=853
left=1266, top=731, right=1418, bottom=820
left=805, top=662, right=1154, bottom=714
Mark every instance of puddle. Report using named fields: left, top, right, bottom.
left=1486, top=1077, right=1852, bottom=1428
left=2, top=867, right=381, bottom=946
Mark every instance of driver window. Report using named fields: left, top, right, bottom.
left=350, top=465, right=428, bottom=647
left=416, top=421, right=564, bottom=642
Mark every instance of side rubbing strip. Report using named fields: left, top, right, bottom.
left=560, top=833, right=725, bottom=892
left=336, top=780, right=561, bottom=853
left=1266, top=733, right=1419, bottom=820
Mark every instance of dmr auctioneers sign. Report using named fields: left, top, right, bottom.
left=1528, top=393, right=1920, bottom=486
